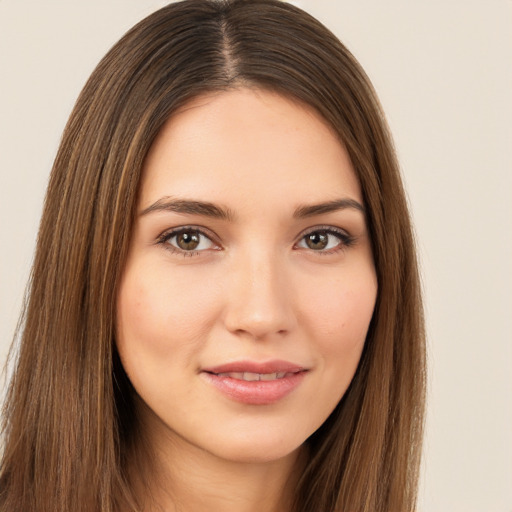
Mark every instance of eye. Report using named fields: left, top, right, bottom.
left=296, top=227, right=354, bottom=253
left=158, top=227, right=218, bottom=254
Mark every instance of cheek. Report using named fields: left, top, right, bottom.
left=292, top=268, right=377, bottom=434
left=115, top=262, right=224, bottom=363
left=300, top=267, right=377, bottom=374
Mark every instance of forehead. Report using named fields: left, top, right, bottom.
left=140, top=87, right=362, bottom=213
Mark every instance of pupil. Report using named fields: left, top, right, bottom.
left=307, top=232, right=328, bottom=250
left=177, top=232, right=200, bottom=250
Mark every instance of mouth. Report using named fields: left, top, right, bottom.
left=202, top=359, right=306, bottom=375
left=210, top=371, right=298, bottom=381
left=200, top=360, right=308, bottom=405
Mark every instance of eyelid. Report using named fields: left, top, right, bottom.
left=295, top=225, right=356, bottom=252
left=155, top=224, right=355, bottom=257
left=156, top=225, right=221, bottom=255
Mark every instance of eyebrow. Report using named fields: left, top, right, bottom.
left=140, top=196, right=365, bottom=220
left=140, top=197, right=235, bottom=221
left=293, top=198, right=365, bottom=218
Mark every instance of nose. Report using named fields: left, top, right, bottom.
left=222, top=249, right=296, bottom=340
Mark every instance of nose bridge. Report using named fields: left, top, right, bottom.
left=223, top=245, right=294, bottom=339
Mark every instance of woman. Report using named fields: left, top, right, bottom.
left=0, top=0, right=425, bottom=511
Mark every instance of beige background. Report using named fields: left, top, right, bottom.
left=1, top=1, right=511, bottom=510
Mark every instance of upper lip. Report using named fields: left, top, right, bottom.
left=202, top=359, right=307, bottom=375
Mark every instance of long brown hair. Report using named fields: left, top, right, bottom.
left=0, top=1, right=425, bottom=510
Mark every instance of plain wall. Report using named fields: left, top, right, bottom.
left=1, top=1, right=511, bottom=510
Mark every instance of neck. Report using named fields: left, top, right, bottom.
left=128, top=412, right=306, bottom=512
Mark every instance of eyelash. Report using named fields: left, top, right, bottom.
left=297, top=225, right=356, bottom=255
left=156, top=225, right=356, bottom=257
left=156, top=226, right=219, bottom=257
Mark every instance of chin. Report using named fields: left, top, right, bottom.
left=200, top=430, right=305, bottom=465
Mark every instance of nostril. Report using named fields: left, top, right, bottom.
left=222, top=266, right=296, bottom=339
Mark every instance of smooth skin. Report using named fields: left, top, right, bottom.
left=116, top=88, right=378, bottom=512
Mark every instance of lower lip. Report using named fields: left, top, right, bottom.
left=201, top=371, right=306, bottom=405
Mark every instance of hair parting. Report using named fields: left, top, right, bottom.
left=0, top=1, right=425, bottom=511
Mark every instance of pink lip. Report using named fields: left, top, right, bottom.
left=202, top=359, right=305, bottom=375
left=201, top=359, right=307, bottom=406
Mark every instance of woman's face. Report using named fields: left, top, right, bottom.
left=116, top=88, right=377, bottom=464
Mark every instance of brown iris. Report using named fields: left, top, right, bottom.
left=305, top=231, right=329, bottom=250
left=176, top=231, right=200, bottom=250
